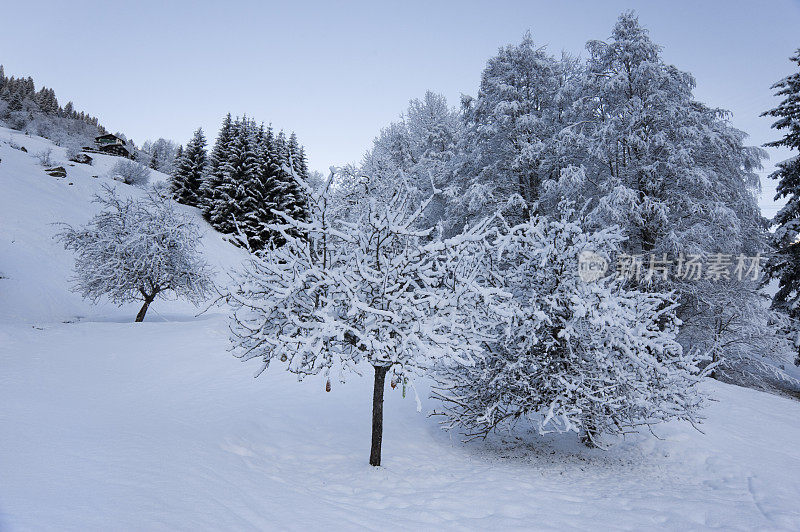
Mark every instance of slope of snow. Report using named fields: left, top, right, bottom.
left=0, top=126, right=246, bottom=324
left=1, top=128, right=800, bottom=530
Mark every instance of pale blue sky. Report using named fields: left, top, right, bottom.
left=2, top=0, right=799, bottom=217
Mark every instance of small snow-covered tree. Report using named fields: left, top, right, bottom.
left=143, top=137, right=179, bottom=173
left=56, top=186, right=213, bottom=322
left=433, top=211, right=708, bottom=446
left=35, top=148, right=53, bottom=166
left=109, top=159, right=151, bottom=187
left=227, top=172, right=508, bottom=466
left=172, top=128, right=207, bottom=207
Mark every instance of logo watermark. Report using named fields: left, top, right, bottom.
left=578, top=251, right=609, bottom=282
left=578, top=252, right=762, bottom=282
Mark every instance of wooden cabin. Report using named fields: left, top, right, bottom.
left=91, top=134, right=132, bottom=158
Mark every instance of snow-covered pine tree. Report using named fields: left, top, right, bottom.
left=201, top=113, right=235, bottom=222
left=227, top=173, right=508, bottom=466
left=56, top=186, right=213, bottom=322
left=763, top=49, right=800, bottom=365
left=260, top=129, right=305, bottom=231
left=432, top=211, right=708, bottom=445
left=209, top=117, right=259, bottom=235
left=236, top=121, right=279, bottom=250
left=209, top=113, right=234, bottom=177
left=273, top=130, right=291, bottom=177
left=171, top=128, right=208, bottom=207
left=286, top=132, right=306, bottom=178
left=252, top=124, right=285, bottom=246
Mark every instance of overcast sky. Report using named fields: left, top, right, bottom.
left=2, top=0, right=798, bottom=217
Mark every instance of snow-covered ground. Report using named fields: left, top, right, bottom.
left=1, top=127, right=800, bottom=530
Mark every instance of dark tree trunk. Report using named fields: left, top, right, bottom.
left=135, top=296, right=154, bottom=322
left=580, top=424, right=599, bottom=448
left=369, top=365, right=389, bottom=466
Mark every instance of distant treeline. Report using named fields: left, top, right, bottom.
left=0, top=65, right=109, bottom=147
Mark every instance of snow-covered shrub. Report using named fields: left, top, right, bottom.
left=56, top=185, right=213, bottom=322
left=433, top=213, right=709, bottom=446
left=35, top=148, right=53, bottom=166
left=65, top=144, right=84, bottom=162
left=109, top=159, right=150, bottom=187
left=6, top=136, right=21, bottom=150
left=227, top=172, right=508, bottom=466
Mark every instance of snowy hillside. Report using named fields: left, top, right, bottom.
left=2, top=129, right=800, bottom=530
left=0, top=126, right=246, bottom=323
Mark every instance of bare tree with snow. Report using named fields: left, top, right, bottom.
left=56, top=186, right=213, bottom=322
left=227, top=171, right=508, bottom=466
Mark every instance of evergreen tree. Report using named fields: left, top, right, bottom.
left=201, top=113, right=235, bottom=222
left=287, top=132, right=308, bottom=178
left=197, top=114, right=310, bottom=250
left=248, top=124, right=282, bottom=247
left=763, top=49, right=800, bottom=364
left=209, top=113, right=234, bottom=176
left=280, top=132, right=308, bottom=223
left=210, top=117, right=259, bottom=235
left=172, top=128, right=208, bottom=207
left=237, top=120, right=278, bottom=249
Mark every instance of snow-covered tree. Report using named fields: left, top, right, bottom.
left=143, top=138, right=179, bottom=173
left=0, top=66, right=109, bottom=147
left=201, top=114, right=234, bottom=222
left=451, top=35, right=577, bottom=228
left=198, top=115, right=309, bottom=250
left=172, top=128, right=207, bottom=207
left=763, top=49, right=800, bottom=365
left=360, top=91, right=462, bottom=230
left=206, top=117, right=258, bottom=234
left=537, top=13, right=771, bottom=379
left=226, top=172, right=507, bottom=465
left=433, top=211, right=708, bottom=446
left=287, top=131, right=309, bottom=179
left=56, top=186, right=213, bottom=322
left=109, top=159, right=151, bottom=187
